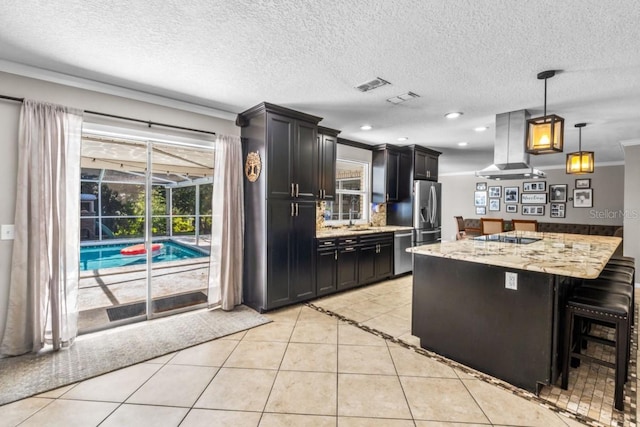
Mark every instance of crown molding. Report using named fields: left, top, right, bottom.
left=0, top=60, right=237, bottom=121
left=620, top=139, right=640, bottom=147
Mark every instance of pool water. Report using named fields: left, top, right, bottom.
left=80, top=241, right=208, bottom=271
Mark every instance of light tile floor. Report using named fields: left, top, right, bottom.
left=1, top=277, right=594, bottom=426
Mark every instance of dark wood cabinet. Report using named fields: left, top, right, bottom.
left=238, top=102, right=323, bottom=312
left=267, top=112, right=318, bottom=200
left=337, top=242, right=358, bottom=290
left=358, top=233, right=394, bottom=285
left=372, top=145, right=410, bottom=203
left=412, top=146, right=441, bottom=181
left=316, top=239, right=337, bottom=296
left=317, top=126, right=339, bottom=201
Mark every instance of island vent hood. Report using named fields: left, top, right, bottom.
left=475, top=110, right=546, bottom=180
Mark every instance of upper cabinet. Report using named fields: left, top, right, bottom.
left=317, top=126, right=340, bottom=201
left=411, top=145, right=441, bottom=181
left=372, top=144, right=409, bottom=203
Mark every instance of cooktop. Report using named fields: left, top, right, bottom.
left=473, top=234, right=542, bottom=245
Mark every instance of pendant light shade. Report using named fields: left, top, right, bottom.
left=566, top=123, right=594, bottom=174
left=526, top=70, right=564, bottom=154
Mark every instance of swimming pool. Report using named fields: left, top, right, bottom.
left=80, top=240, right=208, bottom=271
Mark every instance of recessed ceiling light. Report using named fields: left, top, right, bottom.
left=474, top=126, right=488, bottom=132
left=457, top=142, right=468, bottom=147
left=397, top=137, right=408, bottom=141
left=445, top=112, right=463, bottom=119
left=360, top=125, right=372, bottom=131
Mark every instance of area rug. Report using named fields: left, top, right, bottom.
left=0, top=305, right=270, bottom=406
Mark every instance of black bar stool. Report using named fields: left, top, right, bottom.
left=561, top=286, right=630, bottom=411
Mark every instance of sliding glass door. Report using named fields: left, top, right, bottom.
left=78, top=135, right=214, bottom=332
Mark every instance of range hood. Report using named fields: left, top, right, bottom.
left=475, top=110, right=546, bottom=180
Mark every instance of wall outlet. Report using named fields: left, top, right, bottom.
left=505, top=272, right=518, bottom=290
left=1, top=224, right=15, bottom=240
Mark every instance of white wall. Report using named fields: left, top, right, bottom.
left=622, top=143, right=640, bottom=263
left=0, top=71, right=238, bottom=345
left=439, top=165, right=625, bottom=241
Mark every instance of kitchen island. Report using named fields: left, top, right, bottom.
left=408, top=231, right=621, bottom=394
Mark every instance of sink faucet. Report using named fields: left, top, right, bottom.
left=348, top=198, right=356, bottom=227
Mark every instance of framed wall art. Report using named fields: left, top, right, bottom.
left=489, top=198, right=500, bottom=211
left=476, top=182, right=487, bottom=191
left=523, top=181, right=546, bottom=192
left=549, top=184, right=567, bottom=202
left=575, top=178, right=591, bottom=189
left=488, top=186, right=501, bottom=198
left=504, top=187, right=519, bottom=203
left=550, top=203, right=566, bottom=218
left=506, top=204, right=517, bottom=213
left=573, top=188, right=593, bottom=208
left=476, top=206, right=486, bottom=215
left=522, top=205, right=545, bottom=216
left=521, top=193, right=548, bottom=204
left=474, top=191, right=487, bottom=206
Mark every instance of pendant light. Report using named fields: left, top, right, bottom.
left=526, top=70, right=564, bottom=154
left=566, top=123, right=594, bottom=174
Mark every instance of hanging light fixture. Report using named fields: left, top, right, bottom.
left=566, top=123, right=594, bottom=174
left=525, top=70, right=564, bottom=154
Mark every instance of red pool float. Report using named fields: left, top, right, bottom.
left=121, top=243, right=163, bottom=257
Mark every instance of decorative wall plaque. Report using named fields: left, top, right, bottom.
left=245, top=151, right=261, bottom=182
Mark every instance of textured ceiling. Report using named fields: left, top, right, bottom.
left=1, top=0, right=639, bottom=174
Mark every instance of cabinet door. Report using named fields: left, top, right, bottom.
left=292, top=201, right=317, bottom=300
left=386, top=150, right=400, bottom=201
left=414, top=150, right=428, bottom=180
left=267, top=200, right=294, bottom=308
left=319, top=134, right=337, bottom=200
left=337, top=246, right=358, bottom=289
left=317, top=249, right=337, bottom=296
left=358, top=244, right=377, bottom=285
left=425, top=154, right=439, bottom=181
left=375, top=241, right=394, bottom=280
left=294, top=121, right=318, bottom=199
left=267, top=113, right=295, bottom=199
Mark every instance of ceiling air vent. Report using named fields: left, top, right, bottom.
left=387, top=92, right=420, bottom=104
left=355, top=77, right=390, bottom=92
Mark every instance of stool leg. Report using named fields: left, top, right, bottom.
left=614, top=318, right=629, bottom=411
left=561, top=310, right=575, bottom=389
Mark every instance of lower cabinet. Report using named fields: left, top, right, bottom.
left=315, top=232, right=393, bottom=296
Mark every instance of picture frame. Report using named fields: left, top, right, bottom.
left=474, top=191, right=487, bottom=206
left=488, top=186, right=501, bottom=198
left=522, top=205, right=545, bottom=216
left=573, top=188, right=593, bottom=208
left=521, top=193, right=548, bottom=204
left=489, top=198, right=500, bottom=211
left=504, top=186, right=519, bottom=204
left=476, top=182, right=487, bottom=191
left=523, top=181, right=546, bottom=192
left=550, top=203, right=566, bottom=218
left=506, top=204, right=517, bottom=213
left=549, top=184, right=568, bottom=203
left=475, top=206, right=486, bottom=215
left=575, top=178, right=591, bottom=189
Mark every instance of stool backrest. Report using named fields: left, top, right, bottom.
left=512, top=219, right=538, bottom=232
left=480, top=218, right=504, bottom=235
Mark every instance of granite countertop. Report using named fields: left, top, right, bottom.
left=316, top=225, right=413, bottom=238
left=408, top=231, right=621, bottom=279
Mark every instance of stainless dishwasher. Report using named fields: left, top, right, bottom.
left=393, top=231, right=413, bottom=276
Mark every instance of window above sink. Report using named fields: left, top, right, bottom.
left=323, top=159, right=369, bottom=226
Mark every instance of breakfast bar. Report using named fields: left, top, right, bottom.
left=408, top=232, right=622, bottom=394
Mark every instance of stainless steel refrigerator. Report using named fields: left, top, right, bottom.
left=413, top=180, right=442, bottom=245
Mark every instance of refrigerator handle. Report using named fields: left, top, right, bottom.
left=430, top=185, right=437, bottom=228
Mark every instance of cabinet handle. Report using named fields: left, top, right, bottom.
left=335, top=250, right=338, bottom=260
left=291, top=202, right=294, bottom=217
left=323, top=241, right=333, bottom=246
left=295, top=203, right=299, bottom=216
left=344, top=247, right=355, bottom=252
left=291, top=183, right=295, bottom=197
left=386, top=193, right=389, bottom=202
left=296, top=183, right=299, bottom=197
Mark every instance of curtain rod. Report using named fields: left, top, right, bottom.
left=0, top=94, right=216, bottom=136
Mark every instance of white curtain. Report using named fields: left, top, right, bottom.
left=208, top=134, right=244, bottom=310
left=0, top=100, right=82, bottom=356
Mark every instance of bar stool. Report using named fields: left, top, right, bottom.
left=561, top=286, right=630, bottom=411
